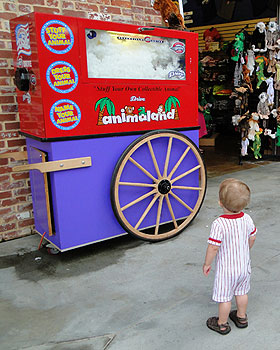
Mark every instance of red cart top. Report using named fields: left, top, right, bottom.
left=10, top=12, right=199, bottom=140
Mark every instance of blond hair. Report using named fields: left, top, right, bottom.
left=219, top=178, right=250, bottom=213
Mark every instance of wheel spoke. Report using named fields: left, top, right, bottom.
left=163, top=137, right=173, bottom=177
left=119, top=182, right=156, bottom=188
left=172, top=185, right=202, bottom=190
left=171, top=165, right=201, bottom=184
left=169, top=191, right=193, bottom=212
left=147, top=140, right=162, bottom=179
left=121, top=189, right=157, bottom=211
left=167, top=146, right=190, bottom=180
left=165, top=194, right=178, bottom=228
left=129, top=156, right=158, bottom=182
left=135, top=194, right=160, bottom=229
left=155, top=196, right=164, bottom=235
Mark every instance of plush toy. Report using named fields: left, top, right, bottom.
left=246, top=49, right=255, bottom=76
left=248, top=113, right=260, bottom=141
left=232, top=114, right=241, bottom=126
left=264, top=109, right=277, bottom=138
left=250, top=129, right=263, bottom=159
left=251, top=22, right=267, bottom=52
left=203, top=27, right=220, bottom=51
left=234, top=62, right=243, bottom=87
left=153, top=0, right=185, bottom=30
left=266, top=21, right=278, bottom=50
left=242, top=64, right=253, bottom=92
left=257, top=92, right=270, bottom=120
left=276, top=125, right=280, bottom=146
left=202, top=103, right=213, bottom=130
left=274, top=62, right=280, bottom=90
left=265, top=76, right=275, bottom=106
left=241, top=137, right=249, bottom=156
left=267, top=50, right=277, bottom=74
left=255, top=56, right=268, bottom=89
left=231, top=32, right=245, bottom=61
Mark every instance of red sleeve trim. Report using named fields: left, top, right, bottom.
left=250, top=227, right=256, bottom=235
left=208, top=237, right=221, bottom=244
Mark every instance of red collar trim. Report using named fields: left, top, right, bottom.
left=220, top=212, right=244, bottom=219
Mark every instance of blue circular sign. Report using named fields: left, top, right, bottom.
left=41, top=20, right=74, bottom=54
left=46, top=61, right=78, bottom=93
left=50, top=99, right=81, bottom=130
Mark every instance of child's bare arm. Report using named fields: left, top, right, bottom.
left=249, top=235, right=256, bottom=249
left=203, top=244, right=219, bottom=276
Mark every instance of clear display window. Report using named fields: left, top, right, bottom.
left=85, top=29, right=186, bottom=80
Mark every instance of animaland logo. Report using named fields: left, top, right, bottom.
left=95, top=96, right=180, bottom=126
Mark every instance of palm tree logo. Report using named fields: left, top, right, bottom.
left=95, top=97, right=115, bottom=125
left=165, top=96, right=180, bottom=120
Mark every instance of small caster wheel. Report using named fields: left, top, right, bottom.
left=46, top=244, right=60, bottom=255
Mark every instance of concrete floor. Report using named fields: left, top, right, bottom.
left=0, top=162, right=280, bottom=350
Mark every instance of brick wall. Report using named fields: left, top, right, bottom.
left=0, top=0, right=162, bottom=242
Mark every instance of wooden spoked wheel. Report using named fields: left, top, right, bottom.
left=111, top=130, right=207, bottom=241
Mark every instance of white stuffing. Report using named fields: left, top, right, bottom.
left=86, top=30, right=184, bottom=80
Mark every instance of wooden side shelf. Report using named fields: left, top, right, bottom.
left=199, top=133, right=219, bottom=147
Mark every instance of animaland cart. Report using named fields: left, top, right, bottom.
left=8, top=12, right=206, bottom=252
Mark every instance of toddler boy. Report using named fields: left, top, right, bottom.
left=203, top=178, right=257, bottom=335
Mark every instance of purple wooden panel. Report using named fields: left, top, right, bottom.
left=27, top=129, right=199, bottom=250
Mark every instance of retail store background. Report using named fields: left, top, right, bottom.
left=0, top=1, right=163, bottom=242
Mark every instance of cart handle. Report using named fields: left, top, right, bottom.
left=12, top=156, right=92, bottom=173
left=138, top=27, right=155, bottom=32
left=0, top=151, right=28, bottom=160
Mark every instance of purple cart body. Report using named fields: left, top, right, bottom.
left=27, top=130, right=199, bottom=251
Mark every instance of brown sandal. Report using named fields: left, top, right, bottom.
left=206, top=316, right=231, bottom=335
left=229, top=310, right=248, bottom=328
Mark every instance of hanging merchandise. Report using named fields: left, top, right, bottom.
left=251, top=22, right=267, bottom=53
left=266, top=21, right=278, bottom=50
left=257, top=92, right=270, bottom=121
left=264, top=109, right=277, bottom=138
left=230, top=20, right=280, bottom=162
left=265, top=76, right=275, bottom=106
left=250, top=129, right=263, bottom=159
left=255, top=55, right=268, bottom=89
left=246, top=49, right=255, bottom=75
left=274, top=61, right=280, bottom=90
left=242, top=64, right=253, bottom=92
left=276, top=125, right=280, bottom=146
left=203, top=27, right=221, bottom=51
left=231, top=32, right=245, bottom=62
left=248, top=113, right=260, bottom=141
left=241, top=137, right=249, bottom=156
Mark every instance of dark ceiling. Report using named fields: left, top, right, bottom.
left=183, top=0, right=277, bottom=27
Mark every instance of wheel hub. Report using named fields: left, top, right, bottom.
left=158, top=179, right=171, bottom=194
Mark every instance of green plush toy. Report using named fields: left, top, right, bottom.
left=250, top=129, right=262, bottom=159
left=203, top=106, right=213, bottom=129
left=255, top=56, right=267, bottom=89
left=276, top=125, right=280, bottom=146
left=231, top=32, right=245, bottom=62
left=200, top=93, right=213, bottom=130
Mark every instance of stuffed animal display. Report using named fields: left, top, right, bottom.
left=200, top=20, right=280, bottom=160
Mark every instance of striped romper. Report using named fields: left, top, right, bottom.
left=208, top=212, right=257, bottom=303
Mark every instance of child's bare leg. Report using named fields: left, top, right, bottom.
left=218, top=301, right=231, bottom=327
left=235, top=294, right=248, bottom=321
